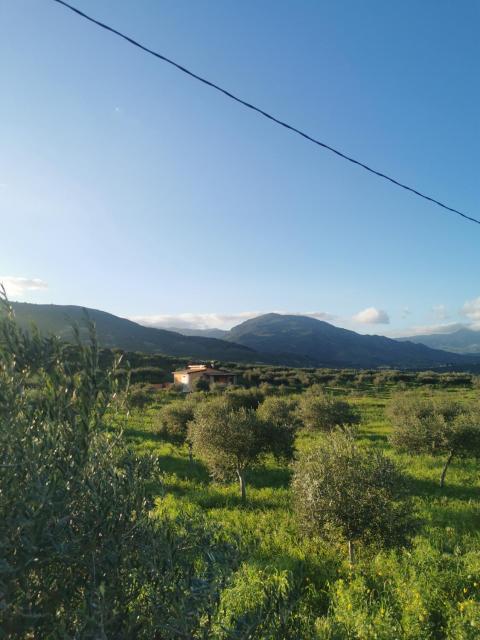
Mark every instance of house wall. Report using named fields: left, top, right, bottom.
left=173, top=372, right=191, bottom=391
left=173, top=370, right=237, bottom=392
left=173, top=370, right=204, bottom=392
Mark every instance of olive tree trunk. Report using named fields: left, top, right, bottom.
left=237, top=469, right=246, bottom=504
left=440, top=451, right=454, bottom=488
left=348, top=540, right=355, bottom=565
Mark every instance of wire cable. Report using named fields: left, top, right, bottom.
left=52, top=0, right=479, bottom=226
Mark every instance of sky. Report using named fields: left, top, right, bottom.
left=1, top=0, right=479, bottom=336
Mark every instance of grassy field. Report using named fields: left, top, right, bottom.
left=122, top=385, right=480, bottom=638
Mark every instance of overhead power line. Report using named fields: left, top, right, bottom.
left=52, top=0, right=479, bottom=226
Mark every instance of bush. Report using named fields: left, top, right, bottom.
left=127, top=382, right=157, bottom=409
left=193, top=376, right=210, bottom=392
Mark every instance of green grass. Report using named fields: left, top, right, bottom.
left=121, top=387, right=480, bottom=638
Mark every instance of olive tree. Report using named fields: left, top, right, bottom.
left=256, top=396, right=299, bottom=460
left=224, top=386, right=265, bottom=410
left=292, top=431, right=415, bottom=563
left=388, top=393, right=480, bottom=487
left=189, top=397, right=295, bottom=503
left=157, top=398, right=196, bottom=460
left=297, top=388, right=360, bottom=432
left=257, top=396, right=298, bottom=426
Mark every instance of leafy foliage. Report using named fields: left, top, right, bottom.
left=3, top=291, right=480, bottom=637
left=388, top=392, right=480, bottom=486
left=256, top=396, right=299, bottom=462
left=296, top=387, right=360, bottom=432
left=224, top=386, right=265, bottom=410
left=0, top=296, right=236, bottom=638
left=188, top=397, right=295, bottom=502
left=157, top=397, right=196, bottom=447
left=292, top=430, right=416, bottom=560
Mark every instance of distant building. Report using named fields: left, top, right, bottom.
left=173, top=363, right=237, bottom=392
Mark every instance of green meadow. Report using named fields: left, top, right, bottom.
left=121, top=385, right=480, bottom=638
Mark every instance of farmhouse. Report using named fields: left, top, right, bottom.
left=173, top=363, right=238, bottom=392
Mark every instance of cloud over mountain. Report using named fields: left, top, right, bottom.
left=462, top=297, right=480, bottom=322
left=352, top=307, right=390, bottom=325
left=133, top=310, right=336, bottom=331
left=0, top=276, right=48, bottom=298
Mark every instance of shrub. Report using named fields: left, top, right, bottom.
left=193, top=376, right=210, bottom=392
left=127, top=382, right=157, bottom=409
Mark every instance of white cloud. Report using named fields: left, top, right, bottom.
left=133, top=311, right=260, bottom=331
left=303, top=311, right=337, bottom=322
left=132, top=310, right=336, bottom=331
left=461, top=297, right=480, bottom=322
left=0, top=276, right=48, bottom=298
left=395, top=322, right=469, bottom=337
left=432, top=304, right=449, bottom=320
left=401, top=307, right=412, bottom=319
left=352, top=307, right=390, bottom=325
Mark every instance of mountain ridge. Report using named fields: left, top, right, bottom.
left=223, top=313, right=477, bottom=368
left=9, top=302, right=259, bottom=362
left=7, top=303, right=479, bottom=369
left=398, top=327, right=480, bottom=355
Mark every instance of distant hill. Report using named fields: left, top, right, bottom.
left=166, top=326, right=228, bottom=339
left=224, top=313, right=477, bottom=368
left=398, top=327, right=480, bottom=355
left=7, top=304, right=479, bottom=369
left=9, top=302, right=258, bottom=362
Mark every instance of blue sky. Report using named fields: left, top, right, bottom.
left=1, top=0, right=479, bottom=335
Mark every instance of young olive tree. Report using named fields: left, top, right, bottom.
left=297, top=388, right=360, bottom=432
left=388, top=393, right=480, bottom=487
left=292, top=431, right=415, bottom=563
left=157, top=398, right=196, bottom=460
left=189, top=397, right=294, bottom=503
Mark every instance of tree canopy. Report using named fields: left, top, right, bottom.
left=156, top=397, right=197, bottom=460
left=388, top=392, right=480, bottom=487
left=296, top=388, right=360, bottom=432
left=188, top=396, right=295, bottom=502
left=292, top=430, right=415, bottom=562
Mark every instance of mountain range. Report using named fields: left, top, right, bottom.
left=9, top=302, right=255, bottom=362
left=8, top=302, right=480, bottom=369
left=399, top=327, right=480, bottom=355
